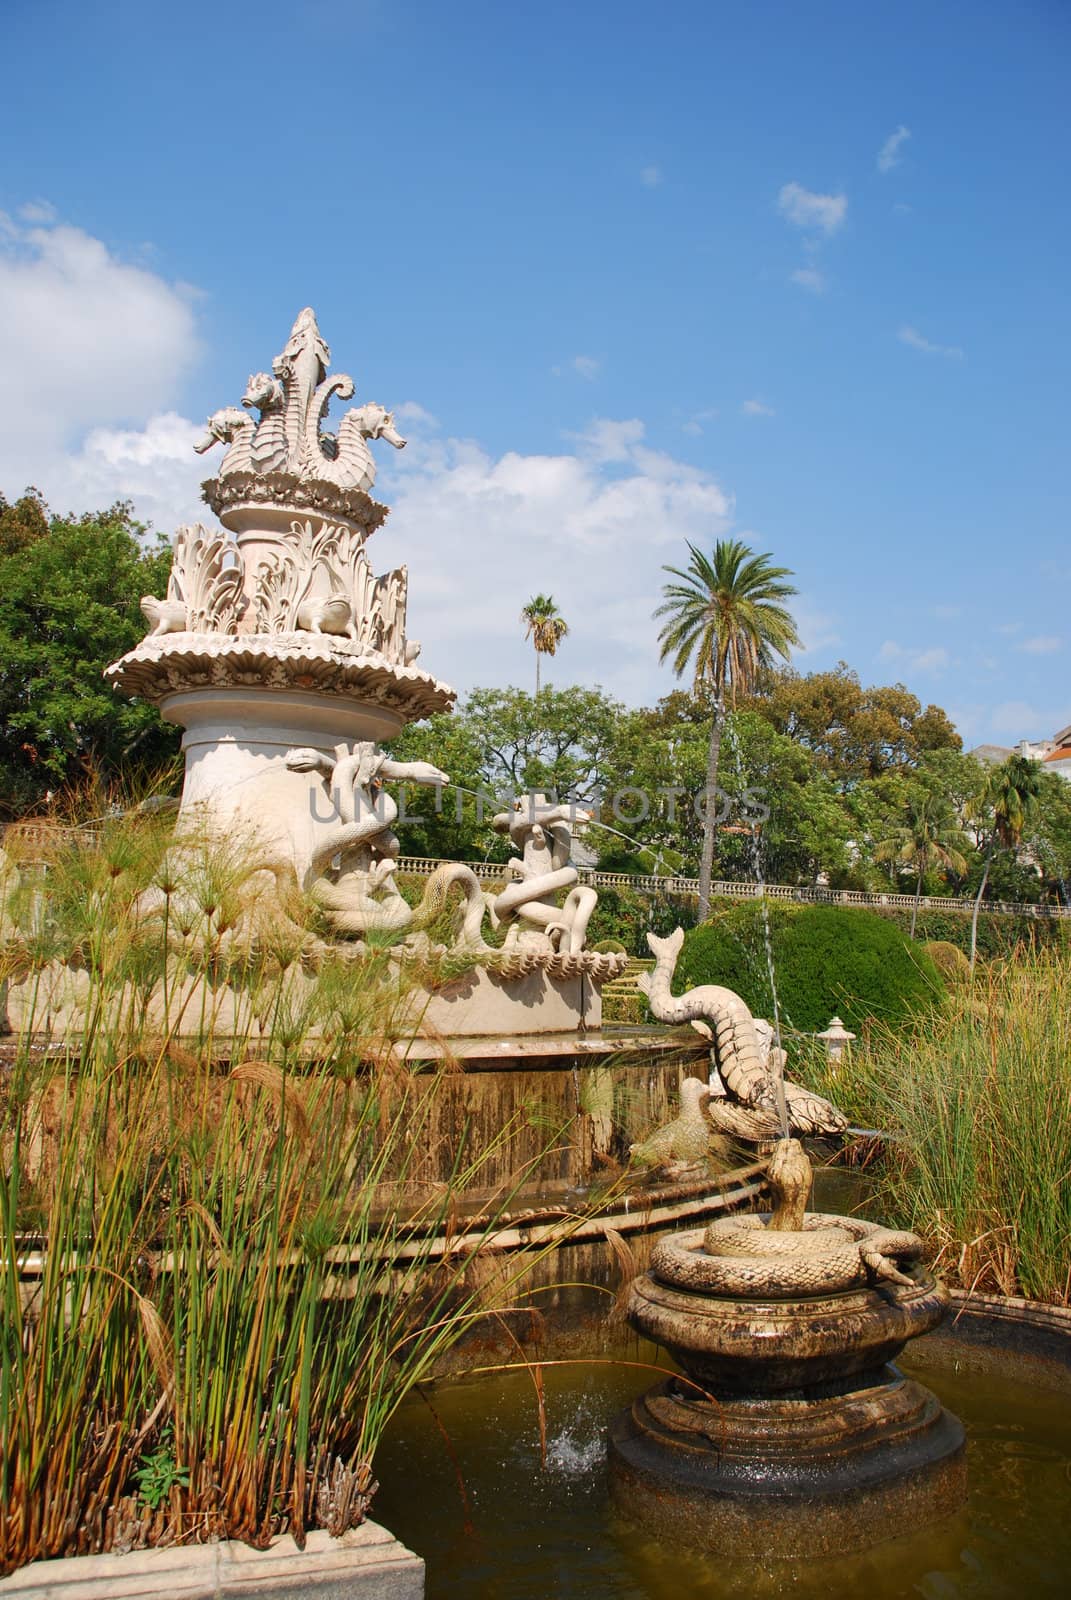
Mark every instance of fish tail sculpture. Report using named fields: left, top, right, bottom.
left=640, top=927, right=847, bottom=1141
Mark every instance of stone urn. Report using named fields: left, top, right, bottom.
left=608, top=1141, right=966, bottom=1558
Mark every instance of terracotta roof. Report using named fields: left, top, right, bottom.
left=1044, top=747, right=1071, bottom=763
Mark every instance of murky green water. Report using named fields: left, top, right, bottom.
left=372, top=1344, right=1071, bottom=1599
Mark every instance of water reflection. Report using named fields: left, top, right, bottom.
left=372, top=1343, right=1071, bottom=1599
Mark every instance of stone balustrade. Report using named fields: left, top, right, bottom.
left=392, top=856, right=1071, bottom=920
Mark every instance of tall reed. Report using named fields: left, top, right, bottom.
left=0, top=815, right=565, bottom=1573
left=805, top=947, right=1071, bottom=1304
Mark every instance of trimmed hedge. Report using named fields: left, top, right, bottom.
left=872, top=904, right=1068, bottom=962
left=675, top=900, right=944, bottom=1033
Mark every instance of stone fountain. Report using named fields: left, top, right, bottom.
left=101, top=307, right=629, bottom=1038
left=609, top=1130, right=966, bottom=1557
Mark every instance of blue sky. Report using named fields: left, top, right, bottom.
left=1, top=0, right=1068, bottom=744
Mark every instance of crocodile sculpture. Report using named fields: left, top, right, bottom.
left=638, top=927, right=847, bottom=1140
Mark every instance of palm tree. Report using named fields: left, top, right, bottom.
left=655, top=540, right=800, bottom=919
left=875, top=791, right=969, bottom=939
left=968, top=754, right=1044, bottom=970
left=521, top=594, right=569, bottom=695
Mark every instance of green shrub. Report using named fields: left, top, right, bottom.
left=874, top=904, right=1067, bottom=961
left=675, top=900, right=944, bottom=1033
left=923, top=939, right=971, bottom=984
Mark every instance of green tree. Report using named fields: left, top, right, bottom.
left=655, top=540, right=800, bottom=918
left=520, top=594, right=569, bottom=695
left=875, top=791, right=969, bottom=938
left=969, top=754, right=1045, bottom=969
left=388, top=684, right=625, bottom=860
left=1028, top=771, right=1071, bottom=905
left=0, top=494, right=178, bottom=813
left=744, top=663, right=961, bottom=782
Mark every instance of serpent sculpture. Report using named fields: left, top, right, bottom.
left=638, top=927, right=847, bottom=1140
left=288, top=742, right=490, bottom=942
left=651, top=1136, right=923, bottom=1296
left=491, top=798, right=598, bottom=956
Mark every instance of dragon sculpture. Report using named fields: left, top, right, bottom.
left=287, top=741, right=490, bottom=942
left=638, top=927, right=847, bottom=1142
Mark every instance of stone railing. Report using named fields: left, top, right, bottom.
left=394, top=856, right=1071, bottom=921
left=4, top=831, right=1067, bottom=921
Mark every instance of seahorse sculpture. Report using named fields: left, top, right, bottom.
left=638, top=927, right=847, bottom=1140
left=193, top=406, right=253, bottom=474
left=243, top=371, right=288, bottom=475
left=303, top=397, right=407, bottom=493
left=194, top=308, right=407, bottom=495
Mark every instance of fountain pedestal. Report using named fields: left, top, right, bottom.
left=609, top=1147, right=966, bottom=1557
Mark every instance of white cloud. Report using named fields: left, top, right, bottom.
left=393, top=400, right=440, bottom=429
left=551, top=354, right=601, bottom=380
left=0, top=207, right=201, bottom=522
left=790, top=266, right=826, bottom=294
left=18, top=199, right=58, bottom=224
left=989, top=700, right=1059, bottom=738
left=1019, top=635, right=1063, bottom=655
left=897, top=324, right=964, bottom=360
left=792, top=598, right=841, bottom=659
left=374, top=418, right=736, bottom=701
left=777, top=182, right=847, bottom=235
left=571, top=417, right=646, bottom=463
left=58, top=412, right=209, bottom=530
left=639, top=164, right=663, bottom=187
left=741, top=398, right=775, bottom=418
left=877, top=125, right=911, bottom=174
left=681, top=407, right=718, bottom=437
left=879, top=640, right=950, bottom=675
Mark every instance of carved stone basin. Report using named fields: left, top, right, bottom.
left=608, top=1148, right=967, bottom=1558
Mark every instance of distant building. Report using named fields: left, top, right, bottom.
left=969, top=723, right=1071, bottom=781
left=970, top=743, right=1014, bottom=767
left=1042, top=723, right=1071, bottom=781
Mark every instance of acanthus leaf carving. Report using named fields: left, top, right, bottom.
left=140, top=524, right=245, bottom=637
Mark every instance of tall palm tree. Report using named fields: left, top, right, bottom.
left=968, top=754, right=1044, bottom=970
left=655, top=540, right=800, bottom=919
left=521, top=594, right=569, bottom=695
left=875, top=791, right=969, bottom=939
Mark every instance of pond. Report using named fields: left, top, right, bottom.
left=373, top=1330, right=1071, bottom=1599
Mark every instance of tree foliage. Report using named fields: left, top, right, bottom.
left=0, top=492, right=178, bottom=814
left=742, top=662, right=961, bottom=781
left=655, top=539, right=800, bottom=916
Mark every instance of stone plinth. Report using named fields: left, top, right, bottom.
left=414, top=963, right=602, bottom=1036
left=105, top=639, right=453, bottom=887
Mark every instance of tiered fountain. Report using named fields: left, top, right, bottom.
left=105, top=306, right=628, bottom=1036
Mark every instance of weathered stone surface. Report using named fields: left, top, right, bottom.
left=0, top=1525, right=424, bottom=1600
left=609, top=1142, right=966, bottom=1556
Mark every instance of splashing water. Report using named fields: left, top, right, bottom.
left=543, top=1409, right=607, bottom=1479
left=722, top=717, right=790, bottom=1140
